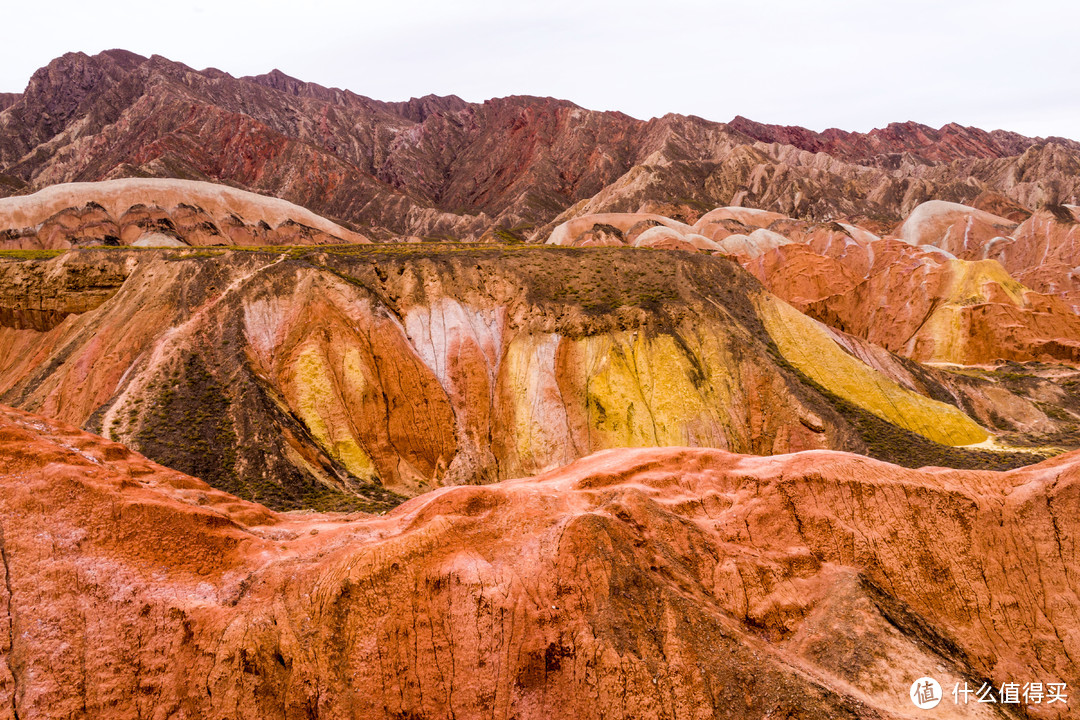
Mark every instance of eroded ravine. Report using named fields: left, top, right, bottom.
left=0, top=406, right=1074, bottom=719
left=0, top=246, right=1062, bottom=509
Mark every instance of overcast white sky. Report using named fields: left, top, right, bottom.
left=3, top=0, right=1079, bottom=139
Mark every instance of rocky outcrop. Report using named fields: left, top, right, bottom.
left=0, top=250, right=129, bottom=330
left=798, top=240, right=1080, bottom=365
left=0, top=246, right=1039, bottom=509
left=979, top=206, right=1080, bottom=305
left=0, top=178, right=369, bottom=249
left=0, top=405, right=1076, bottom=719
left=3, top=50, right=1080, bottom=240
left=895, top=200, right=1017, bottom=256
left=565, top=202, right=1080, bottom=367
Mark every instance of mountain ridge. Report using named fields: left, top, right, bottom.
left=4, top=49, right=1080, bottom=241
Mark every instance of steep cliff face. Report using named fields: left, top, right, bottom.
left=0, top=406, right=1076, bottom=719
left=0, top=246, right=1036, bottom=508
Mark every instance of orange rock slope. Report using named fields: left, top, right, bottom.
left=6, top=244, right=1063, bottom=511
left=0, top=404, right=1076, bottom=719
left=546, top=203, right=1080, bottom=366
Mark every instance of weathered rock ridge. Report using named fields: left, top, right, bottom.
left=0, top=246, right=1045, bottom=509
left=3, top=50, right=1080, bottom=240
left=0, top=178, right=368, bottom=249
left=0, top=405, right=1075, bottom=718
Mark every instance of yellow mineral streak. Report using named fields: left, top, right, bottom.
left=756, top=294, right=988, bottom=446
left=918, top=260, right=1029, bottom=364
left=917, top=306, right=973, bottom=365
left=290, top=343, right=377, bottom=480
left=944, top=259, right=1026, bottom=306
left=502, top=330, right=734, bottom=467
left=576, top=332, right=720, bottom=448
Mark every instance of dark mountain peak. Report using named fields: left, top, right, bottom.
left=98, top=48, right=146, bottom=62
left=728, top=115, right=829, bottom=152
left=482, top=94, right=577, bottom=109
left=380, top=93, right=469, bottom=122
left=882, top=119, right=930, bottom=131
left=242, top=68, right=382, bottom=111
left=939, top=121, right=969, bottom=132
left=246, top=68, right=310, bottom=95
left=17, top=51, right=130, bottom=134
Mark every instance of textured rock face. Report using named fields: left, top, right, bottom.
left=793, top=202, right=1080, bottom=364
left=0, top=178, right=368, bottom=249
left=4, top=50, right=1080, bottom=241
left=536, top=140, right=1080, bottom=244
left=896, top=200, right=1018, bottom=257
left=810, top=255, right=1080, bottom=365
left=728, top=114, right=1080, bottom=164
left=975, top=206, right=1080, bottom=305
left=0, top=405, right=1076, bottom=719
left=788, top=236, right=1080, bottom=366
left=565, top=201, right=1080, bottom=367
left=1, top=246, right=1042, bottom=510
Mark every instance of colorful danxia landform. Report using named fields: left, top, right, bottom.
left=1, top=49, right=1079, bottom=720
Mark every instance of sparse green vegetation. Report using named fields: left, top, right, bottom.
left=134, top=355, right=240, bottom=492
left=0, top=249, right=67, bottom=260
left=769, top=350, right=1054, bottom=470
left=130, top=353, right=403, bottom=513
left=491, top=227, right=526, bottom=243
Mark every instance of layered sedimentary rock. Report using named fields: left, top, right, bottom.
left=728, top=114, right=1080, bottom=164
left=899, top=202, right=1080, bottom=306
left=550, top=203, right=1080, bottom=367
left=0, top=178, right=368, bottom=249
left=1, top=245, right=1043, bottom=509
left=4, top=50, right=1080, bottom=241
left=0, top=47, right=1077, bottom=720
left=0, top=405, right=1075, bottom=719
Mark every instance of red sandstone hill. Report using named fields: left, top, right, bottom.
left=2, top=47, right=1079, bottom=720
left=728, top=115, right=1080, bottom=165
left=546, top=205, right=1080, bottom=368
left=3, top=50, right=1080, bottom=240
left=9, top=244, right=1061, bottom=511
left=0, top=404, right=1076, bottom=719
